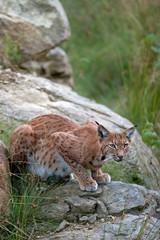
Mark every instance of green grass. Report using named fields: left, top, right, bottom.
left=0, top=174, right=40, bottom=239
left=0, top=121, right=60, bottom=239
left=61, top=0, right=160, bottom=154
left=0, top=120, right=14, bottom=147
left=102, top=162, right=143, bottom=185
left=0, top=170, right=60, bottom=240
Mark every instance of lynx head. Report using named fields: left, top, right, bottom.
left=97, top=122, right=137, bottom=163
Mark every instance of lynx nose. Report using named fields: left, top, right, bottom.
left=117, top=156, right=123, bottom=162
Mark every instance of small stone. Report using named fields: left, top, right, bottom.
left=144, top=203, right=156, bottom=214
left=55, top=220, right=70, bottom=233
left=15, top=79, right=20, bottom=84
left=79, top=216, right=88, bottom=222
left=156, top=208, right=160, bottom=213
left=5, top=69, right=11, bottom=73
left=96, top=200, right=107, bottom=215
left=74, top=226, right=83, bottom=230
left=88, top=214, right=97, bottom=224
left=36, top=86, right=41, bottom=90
left=106, top=215, right=115, bottom=221
left=40, top=186, right=47, bottom=192
left=101, top=218, right=105, bottom=223
left=88, top=225, right=93, bottom=229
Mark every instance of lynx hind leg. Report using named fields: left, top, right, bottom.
left=91, top=168, right=111, bottom=185
left=10, top=124, right=36, bottom=165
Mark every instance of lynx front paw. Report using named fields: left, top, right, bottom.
left=97, top=173, right=111, bottom=185
left=79, top=179, right=98, bottom=192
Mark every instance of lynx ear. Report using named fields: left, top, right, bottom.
left=98, top=125, right=110, bottom=140
left=125, top=126, right=137, bottom=139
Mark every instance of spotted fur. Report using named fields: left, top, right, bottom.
left=9, top=114, right=136, bottom=191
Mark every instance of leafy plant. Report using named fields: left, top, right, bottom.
left=4, top=34, right=21, bottom=63
left=142, top=123, right=160, bottom=147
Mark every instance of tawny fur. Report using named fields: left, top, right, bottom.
left=9, top=114, right=135, bottom=191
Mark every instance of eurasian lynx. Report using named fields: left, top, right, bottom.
left=10, top=114, right=136, bottom=191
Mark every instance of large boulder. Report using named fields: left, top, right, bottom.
left=0, top=69, right=160, bottom=190
left=38, top=180, right=160, bottom=221
left=0, top=0, right=70, bottom=65
left=35, top=181, right=160, bottom=239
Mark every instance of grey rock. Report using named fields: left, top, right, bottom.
left=156, top=208, right=160, bottom=213
left=55, top=220, right=70, bottom=233
left=38, top=180, right=98, bottom=221
left=106, top=215, right=115, bottom=221
left=96, top=200, right=107, bottom=215
left=0, top=69, right=160, bottom=190
left=37, top=180, right=160, bottom=224
left=0, top=0, right=70, bottom=65
left=37, top=214, right=160, bottom=240
left=88, top=214, right=97, bottom=224
left=21, top=47, right=74, bottom=88
left=39, top=202, right=70, bottom=221
left=74, top=226, right=83, bottom=230
left=107, top=181, right=151, bottom=214
left=95, top=214, right=160, bottom=240
left=65, top=196, right=96, bottom=214
left=79, top=216, right=88, bottom=222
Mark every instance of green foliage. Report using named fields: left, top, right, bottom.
left=121, top=32, right=160, bottom=135
left=0, top=120, right=15, bottom=147
left=142, top=123, right=160, bottom=147
left=102, top=162, right=143, bottom=185
left=4, top=34, right=21, bottom=63
left=0, top=176, right=42, bottom=239
left=61, top=0, right=160, bottom=158
left=0, top=172, right=62, bottom=240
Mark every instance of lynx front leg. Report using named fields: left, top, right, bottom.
left=52, top=133, right=98, bottom=191
left=57, top=152, right=98, bottom=191
left=66, top=160, right=98, bottom=191
left=91, top=168, right=111, bottom=185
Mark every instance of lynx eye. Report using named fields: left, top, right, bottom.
left=123, top=143, right=129, bottom=149
left=109, top=144, right=117, bottom=149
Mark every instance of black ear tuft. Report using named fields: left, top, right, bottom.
left=95, top=121, right=99, bottom=125
left=125, top=126, right=136, bottom=139
left=98, top=125, right=110, bottom=141
left=135, top=125, right=138, bottom=128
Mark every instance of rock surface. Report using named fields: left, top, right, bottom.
left=36, top=180, right=160, bottom=240
left=37, top=215, right=160, bottom=240
left=0, top=69, right=160, bottom=190
left=0, top=0, right=70, bottom=65
left=39, top=180, right=160, bottom=221
left=21, top=47, right=73, bottom=87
